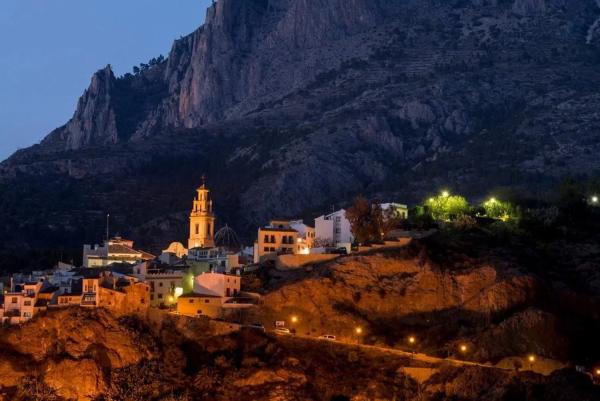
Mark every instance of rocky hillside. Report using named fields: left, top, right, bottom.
left=0, top=307, right=599, bottom=401
left=3, top=0, right=600, bottom=266
left=249, top=229, right=600, bottom=364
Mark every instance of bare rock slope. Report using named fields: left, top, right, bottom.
left=3, top=0, right=600, bottom=263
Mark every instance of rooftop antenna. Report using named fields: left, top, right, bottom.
left=106, top=213, right=110, bottom=243
left=201, top=174, right=207, bottom=187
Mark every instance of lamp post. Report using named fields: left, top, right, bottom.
left=408, top=336, right=416, bottom=354
left=355, top=326, right=363, bottom=344
left=528, top=355, right=536, bottom=370
left=290, top=315, right=298, bottom=335
left=459, top=344, right=468, bottom=355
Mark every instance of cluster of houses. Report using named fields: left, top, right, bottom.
left=0, top=178, right=407, bottom=325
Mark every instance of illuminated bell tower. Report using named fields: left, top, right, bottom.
left=188, top=176, right=216, bottom=249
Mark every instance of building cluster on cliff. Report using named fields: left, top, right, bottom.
left=0, top=177, right=406, bottom=325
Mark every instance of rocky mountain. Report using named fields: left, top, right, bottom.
left=2, top=0, right=600, bottom=265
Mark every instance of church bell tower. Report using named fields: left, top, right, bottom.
left=188, top=176, right=215, bottom=249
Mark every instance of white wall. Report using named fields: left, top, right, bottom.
left=193, top=273, right=240, bottom=298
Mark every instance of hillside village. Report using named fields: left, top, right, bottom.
left=0, top=178, right=409, bottom=326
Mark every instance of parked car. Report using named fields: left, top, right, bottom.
left=319, top=334, right=336, bottom=341
left=246, top=323, right=265, bottom=332
left=274, top=327, right=291, bottom=335
left=325, top=247, right=347, bottom=255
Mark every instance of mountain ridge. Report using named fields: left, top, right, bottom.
left=2, top=0, right=600, bottom=267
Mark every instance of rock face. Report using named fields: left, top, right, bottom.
left=1, top=306, right=599, bottom=401
left=249, top=232, right=600, bottom=362
left=3, top=0, right=600, bottom=260
left=45, top=66, right=119, bottom=150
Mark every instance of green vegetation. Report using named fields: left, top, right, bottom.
left=480, top=198, right=518, bottom=221
left=425, top=192, right=471, bottom=221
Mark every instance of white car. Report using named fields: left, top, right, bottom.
left=274, top=327, right=291, bottom=335
left=319, top=334, right=336, bottom=341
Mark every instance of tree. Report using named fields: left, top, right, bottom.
left=346, top=197, right=399, bottom=243
left=426, top=193, right=470, bottom=221
left=482, top=198, right=517, bottom=221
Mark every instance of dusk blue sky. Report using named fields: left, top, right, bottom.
left=0, top=0, right=212, bottom=161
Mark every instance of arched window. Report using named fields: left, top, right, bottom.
left=195, top=224, right=200, bottom=235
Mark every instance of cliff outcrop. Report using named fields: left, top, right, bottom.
left=1, top=307, right=599, bottom=401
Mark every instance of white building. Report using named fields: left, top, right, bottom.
left=380, top=203, right=409, bottom=219
left=315, top=209, right=353, bottom=246
left=315, top=203, right=408, bottom=247
left=0, top=280, right=44, bottom=324
left=83, top=237, right=154, bottom=268
left=289, top=220, right=315, bottom=254
left=193, top=272, right=241, bottom=298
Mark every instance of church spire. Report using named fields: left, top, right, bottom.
left=188, top=176, right=216, bottom=249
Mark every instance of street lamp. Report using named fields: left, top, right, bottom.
left=592, top=196, right=599, bottom=204
left=291, top=315, right=298, bottom=324
left=354, top=326, right=363, bottom=344
left=442, top=191, right=450, bottom=198
left=407, top=335, right=416, bottom=354
left=528, top=355, right=536, bottom=370
left=459, top=344, right=468, bottom=354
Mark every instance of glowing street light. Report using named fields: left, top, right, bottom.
left=592, top=196, right=599, bottom=204
left=429, top=198, right=435, bottom=203
left=290, top=315, right=298, bottom=324
left=355, top=327, right=363, bottom=335
left=441, top=191, right=450, bottom=198
left=595, top=368, right=600, bottom=376
left=528, top=355, right=536, bottom=363
left=459, top=344, right=468, bottom=353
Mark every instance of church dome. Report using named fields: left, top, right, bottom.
left=214, top=224, right=241, bottom=250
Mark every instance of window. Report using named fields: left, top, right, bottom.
left=195, top=224, right=200, bottom=235
left=282, top=236, right=287, bottom=244
left=23, top=312, right=32, bottom=318
left=189, top=299, right=194, bottom=303
left=270, top=235, right=275, bottom=243
left=24, top=301, right=31, bottom=306
left=264, top=247, right=269, bottom=253
left=158, top=294, right=163, bottom=299
left=288, top=236, right=294, bottom=243
left=11, top=297, right=17, bottom=304
left=264, top=235, right=269, bottom=243
left=204, top=299, right=210, bottom=303
left=150, top=294, right=154, bottom=300
left=159, top=282, right=163, bottom=287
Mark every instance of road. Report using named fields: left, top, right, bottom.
left=272, top=330, right=499, bottom=370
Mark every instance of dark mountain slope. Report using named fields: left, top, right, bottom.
left=2, top=0, right=600, bottom=268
